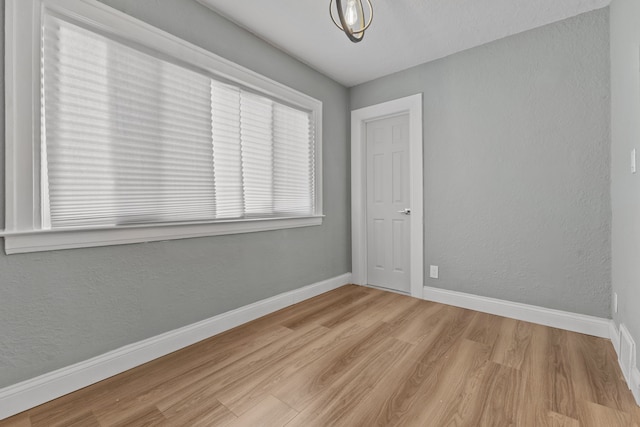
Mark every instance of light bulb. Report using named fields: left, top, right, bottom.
left=345, top=0, right=358, bottom=27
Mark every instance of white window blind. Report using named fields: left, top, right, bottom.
left=41, top=14, right=316, bottom=229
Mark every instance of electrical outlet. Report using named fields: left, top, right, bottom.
left=429, top=265, right=439, bottom=279
left=614, top=292, right=618, bottom=313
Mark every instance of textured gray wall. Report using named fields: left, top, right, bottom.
left=610, top=0, right=640, bottom=368
left=351, top=10, right=611, bottom=317
left=0, top=0, right=350, bottom=388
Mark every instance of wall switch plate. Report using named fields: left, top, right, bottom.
left=614, top=292, right=618, bottom=313
left=429, top=265, right=439, bottom=279
left=632, top=149, right=637, bottom=174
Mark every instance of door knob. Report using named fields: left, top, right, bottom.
left=397, top=208, right=411, bottom=215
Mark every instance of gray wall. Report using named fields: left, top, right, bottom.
left=351, top=10, right=611, bottom=317
left=611, top=0, right=640, bottom=374
left=0, top=0, right=351, bottom=388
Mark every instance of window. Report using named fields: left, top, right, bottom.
left=4, top=0, right=322, bottom=254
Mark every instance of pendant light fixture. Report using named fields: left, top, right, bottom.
left=330, top=0, right=373, bottom=43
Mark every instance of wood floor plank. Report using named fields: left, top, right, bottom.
left=475, top=362, right=522, bottom=426
left=314, top=305, right=460, bottom=427
left=335, top=290, right=416, bottom=330
left=225, top=395, right=297, bottom=427
left=282, top=289, right=372, bottom=329
left=548, top=411, right=580, bottom=427
left=53, top=411, right=100, bottom=427
left=463, top=311, right=503, bottom=348
left=318, top=289, right=402, bottom=329
left=2, top=285, right=639, bottom=427
left=93, top=323, right=327, bottom=425
left=578, top=400, right=640, bottom=427
left=378, top=292, right=425, bottom=322
left=393, top=338, right=493, bottom=426
left=29, top=399, right=103, bottom=427
left=491, top=318, right=534, bottom=370
left=156, top=386, right=236, bottom=426
left=0, top=415, right=31, bottom=427
left=391, top=299, right=447, bottom=344
left=216, top=320, right=367, bottom=416
left=270, top=320, right=399, bottom=411
left=549, top=327, right=580, bottom=419
left=341, top=306, right=477, bottom=426
left=568, top=332, right=640, bottom=416
left=267, top=285, right=369, bottom=330
left=516, top=323, right=554, bottom=426
left=106, top=406, right=168, bottom=427
left=284, top=337, right=414, bottom=427
left=27, top=323, right=293, bottom=426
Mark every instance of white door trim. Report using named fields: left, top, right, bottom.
left=351, top=94, right=424, bottom=298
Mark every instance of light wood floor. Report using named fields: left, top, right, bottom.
left=2, top=285, right=639, bottom=426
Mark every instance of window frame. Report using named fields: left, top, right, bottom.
left=4, top=0, right=323, bottom=254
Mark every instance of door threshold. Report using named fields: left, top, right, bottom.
left=361, top=283, right=411, bottom=297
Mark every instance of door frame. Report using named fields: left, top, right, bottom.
left=351, top=94, right=424, bottom=298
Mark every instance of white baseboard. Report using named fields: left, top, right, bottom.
left=422, top=286, right=611, bottom=338
left=632, top=366, right=640, bottom=405
left=610, top=321, right=640, bottom=406
left=610, top=320, right=621, bottom=355
left=0, top=273, right=352, bottom=421
left=619, top=325, right=637, bottom=384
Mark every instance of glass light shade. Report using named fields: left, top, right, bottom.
left=330, top=0, right=373, bottom=43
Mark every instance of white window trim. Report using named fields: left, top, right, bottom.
left=3, top=0, right=323, bottom=254
left=2, top=217, right=323, bottom=254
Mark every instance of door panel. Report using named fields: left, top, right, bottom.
left=392, top=219, right=405, bottom=272
left=366, top=114, right=410, bottom=293
left=373, top=219, right=385, bottom=269
left=392, top=151, right=405, bottom=203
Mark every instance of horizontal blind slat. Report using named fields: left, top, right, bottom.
left=42, top=13, right=316, bottom=228
left=43, top=14, right=216, bottom=227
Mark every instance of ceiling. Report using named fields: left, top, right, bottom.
left=196, top=0, right=610, bottom=87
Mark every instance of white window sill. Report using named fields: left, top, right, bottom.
left=2, top=216, right=323, bottom=254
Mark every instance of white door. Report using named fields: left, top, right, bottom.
left=366, top=114, right=411, bottom=293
